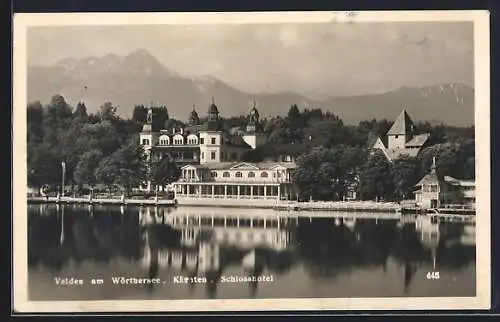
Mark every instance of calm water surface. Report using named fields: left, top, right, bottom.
left=27, top=204, right=476, bottom=300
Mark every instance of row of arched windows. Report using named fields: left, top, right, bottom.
left=157, top=135, right=198, bottom=146
left=211, top=171, right=270, bottom=178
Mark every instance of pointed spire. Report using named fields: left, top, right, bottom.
left=431, top=156, right=436, bottom=172
left=211, top=96, right=215, bottom=105
left=387, top=109, right=414, bottom=136
left=192, top=104, right=196, bottom=111
left=252, top=100, right=256, bottom=109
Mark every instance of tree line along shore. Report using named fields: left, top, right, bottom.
left=27, top=95, right=474, bottom=202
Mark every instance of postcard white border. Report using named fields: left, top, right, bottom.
left=12, top=10, right=491, bottom=312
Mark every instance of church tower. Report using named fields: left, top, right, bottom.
left=243, top=101, right=266, bottom=149
left=386, top=109, right=415, bottom=149
left=139, top=105, right=160, bottom=191
left=199, top=97, right=224, bottom=164
left=139, top=106, right=159, bottom=152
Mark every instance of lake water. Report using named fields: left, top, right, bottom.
left=27, top=204, right=476, bottom=300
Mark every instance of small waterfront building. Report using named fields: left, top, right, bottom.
left=173, top=161, right=298, bottom=201
left=370, top=109, right=431, bottom=162
left=414, top=157, right=476, bottom=209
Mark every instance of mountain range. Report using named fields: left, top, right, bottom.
left=27, top=49, right=475, bottom=126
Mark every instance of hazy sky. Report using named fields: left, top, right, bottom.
left=27, top=22, right=474, bottom=97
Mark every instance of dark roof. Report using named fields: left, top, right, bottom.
left=181, top=161, right=297, bottom=170
left=406, top=133, right=430, bottom=147
left=208, top=103, right=219, bottom=114
left=223, top=134, right=253, bottom=149
left=387, top=109, right=414, bottom=136
left=190, top=109, right=199, bottom=118
left=252, top=143, right=310, bottom=157
left=415, top=169, right=443, bottom=186
left=367, top=133, right=387, bottom=149
left=200, top=119, right=224, bottom=132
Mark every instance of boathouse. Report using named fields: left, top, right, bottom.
left=413, top=157, right=476, bottom=209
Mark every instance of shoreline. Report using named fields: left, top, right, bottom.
left=28, top=196, right=400, bottom=213
left=27, top=196, right=475, bottom=217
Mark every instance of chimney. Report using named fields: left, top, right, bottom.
left=180, top=128, right=184, bottom=134
left=172, top=128, right=176, bottom=135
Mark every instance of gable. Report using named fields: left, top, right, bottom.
left=229, top=162, right=260, bottom=170
left=373, top=137, right=386, bottom=150
left=269, top=164, right=287, bottom=171
left=180, top=164, right=198, bottom=170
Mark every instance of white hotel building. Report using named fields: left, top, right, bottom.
left=139, top=100, right=298, bottom=204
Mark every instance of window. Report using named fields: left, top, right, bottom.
left=261, top=172, right=269, bottom=178
left=235, top=172, right=243, bottom=178
left=395, top=135, right=399, bottom=139
left=142, top=139, right=150, bottom=145
left=211, top=171, right=217, bottom=178
left=211, top=151, right=216, bottom=160
left=211, top=137, right=216, bottom=145
left=248, top=172, right=255, bottom=178
left=174, top=138, right=183, bottom=145
left=200, top=138, right=204, bottom=144
left=223, top=172, right=230, bottom=178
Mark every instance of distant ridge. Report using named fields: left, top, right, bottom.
left=27, top=50, right=474, bottom=126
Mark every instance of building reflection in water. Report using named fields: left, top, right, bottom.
left=139, top=206, right=294, bottom=297
left=27, top=204, right=476, bottom=300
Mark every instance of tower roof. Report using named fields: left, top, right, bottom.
left=208, top=97, right=219, bottom=114
left=415, top=157, right=442, bottom=186
left=387, top=109, right=414, bottom=136
left=190, top=105, right=199, bottom=118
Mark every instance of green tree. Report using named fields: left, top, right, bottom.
left=28, top=143, right=60, bottom=188
left=76, top=121, right=122, bottom=156
left=27, top=101, right=44, bottom=125
left=74, top=150, right=104, bottom=188
left=73, top=102, right=88, bottom=120
left=286, top=104, right=302, bottom=130
left=293, top=145, right=366, bottom=201
left=95, top=157, right=118, bottom=196
left=358, top=150, right=395, bottom=201
left=44, top=95, right=73, bottom=127
left=392, top=156, right=421, bottom=200
left=99, top=102, right=117, bottom=122
left=114, top=143, right=147, bottom=194
left=149, top=157, right=181, bottom=193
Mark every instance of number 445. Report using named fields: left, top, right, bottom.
left=426, top=271, right=440, bottom=279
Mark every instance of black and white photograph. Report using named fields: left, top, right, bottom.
left=12, top=11, right=491, bottom=312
